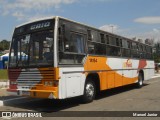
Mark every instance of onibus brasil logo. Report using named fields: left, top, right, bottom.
left=1, top=112, right=42, bottom=118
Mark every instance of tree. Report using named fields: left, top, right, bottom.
left=0, top=40, right=10, bottom=51
left=153, top=42, right=160, bottom=63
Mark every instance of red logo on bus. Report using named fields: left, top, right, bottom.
left=123, top=59, right=132, bottom=68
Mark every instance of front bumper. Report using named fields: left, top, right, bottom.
left=7, top=89, right=58, bottom=99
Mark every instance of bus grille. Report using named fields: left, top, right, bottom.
left=9, top=68, right=55, bottom=86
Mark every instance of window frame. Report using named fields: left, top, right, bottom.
left=58, top=31, right=87, bottom=65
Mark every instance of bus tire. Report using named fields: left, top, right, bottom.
left=136, top=73, right=143, bottom=88
left=82, top=80, right=96, bottom=103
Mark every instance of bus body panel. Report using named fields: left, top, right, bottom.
left=58, top=56, right=154, bottom=99
left=144, top=60, right=155, bottom=80
left=7, top=57, right=154, bottom=99
left=58, top=67, right=86, bottom=99
left=58, top=57, right=154, bottom=99
left=7, top=67, right=59, bottom=99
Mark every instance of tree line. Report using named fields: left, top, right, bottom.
left=153, top=42, right=160, bottom=63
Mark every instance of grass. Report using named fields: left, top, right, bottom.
left=0, top=69, right=8, bottom=81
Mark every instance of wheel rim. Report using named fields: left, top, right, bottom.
left=86, top=83, right=94, bottom=98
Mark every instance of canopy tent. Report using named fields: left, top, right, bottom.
left=0, top=52, right=28, bottom=69
left=0, top=53, right=9, bottom=69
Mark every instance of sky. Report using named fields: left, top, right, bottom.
left=0, top=0, right=160, bottom=43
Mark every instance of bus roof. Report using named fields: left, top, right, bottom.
left=15, top=16, right=56, bottom=28
left=15, top=16, right=153, bottom=47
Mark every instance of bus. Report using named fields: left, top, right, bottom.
left=7, top=16, right=154, bottom=103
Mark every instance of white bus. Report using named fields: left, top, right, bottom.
left=7, top=16, right=154, bottom=103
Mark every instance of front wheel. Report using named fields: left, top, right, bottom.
left=136, top=73, right=143, bottom=88
left=82, top=80, right=96, bottom=103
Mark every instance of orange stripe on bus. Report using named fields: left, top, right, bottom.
left=84, top=56, right=138, bottom=90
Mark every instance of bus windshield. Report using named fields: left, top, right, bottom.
left=9, top=30, right=54, bottom=68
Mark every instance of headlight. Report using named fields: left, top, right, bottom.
left=44, top=81, right=58, bottom=87
left=44, top=81, right=49, bottom=86
left=44, top=81, right=53, bottom=86
left=49, top=81, right=53, bottom=86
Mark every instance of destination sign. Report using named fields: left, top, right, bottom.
left=14, top=19, right=54, bottom=35
left=30, top=22, right=51, bottom=30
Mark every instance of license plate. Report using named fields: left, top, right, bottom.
left=22, top=91, right=30, bottom=96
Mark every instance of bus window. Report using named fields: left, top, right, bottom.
left=106, top=45, right=121, bottom=56
left=87, top=30, right=99, bottom=42
left=127, top=41, right=131, bottom=48
left=71, top=33, right=85, bottom=53
left=116, top=38, right=120, bottom=46
left=59, top=33, right=86, bottom=64
left=30, top=31, right=54, bottom=65
left=116, top=38, right=122, bottom=47
left=146, top=53, right=152, bottom=59
left=131, top=50, right=140, bottom=58
left=139, top=44, right=143, bottom=51
left=146, top=46, right=152, bottom=53
left=100, top=33, right=105, bottom=43
left=122, top=39, right=129, bottom=48
left=58, top=25, right=65, bottom=52
left=137, top=43, right=139, bottom=50
left=63, top=33, right=85, bottom=54
left=88, top=42, right=106, bottom=55
left=92, top=30, right=99, bottom=42
left=150, top=47, right=153, bottom=53
left=132, top=42, right=138, bottom=50
left=139, top=44, right=144, bottom=59
left=88, top=42, right=95, bottom=54
left=122, top=48, right=131, bottom=57
left=109, top=36, right=116, bottom=46
left=141, top=53, right=146, bottom=59
left=87, top=30, right=92, bottom=41
left=96, top=44, right=106, bottom=55
left=106, top=35, right=109, bottom=44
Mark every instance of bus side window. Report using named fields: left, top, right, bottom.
left=106, top=35, right=109, bottom=44
left=59, top=32, right=86, bottom=64
left=109, top=36, right=116, bottom=46
left=100, top=33, right=105, bottom=43
left=69, top=33, right=85, bottom=54
left=116, top=38, right=119, bottom=46
left=88, top=42, right=95, bottom=54
left=58, top=25, right=65, bottom=52
left=87, top=30, right=92, bottom=41
left=106, top=45, right=121, bottom=56
left=127, top=41, right=130, bottom=48
left=88, top=42, right=106, bottom=55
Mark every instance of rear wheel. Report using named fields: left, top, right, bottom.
left=136, top=73, right=143, bottom=88
left=82, top=80, right=96, bottom=103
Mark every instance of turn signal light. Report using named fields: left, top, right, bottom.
left=53, top=80, right=59, bottom=87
